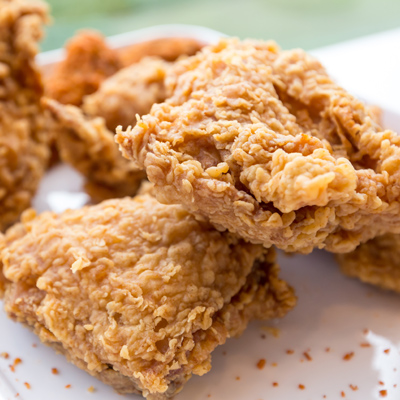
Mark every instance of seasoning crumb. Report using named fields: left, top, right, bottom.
left=235, top=376, right=240, bottom=381
left=24, top=382, right=31, bottom=390
left=383, top=349, right=390, bottom=354
left=323, top=396, right=326, bottom=399
left=350, top=384, right=358, bottom=391
left=286, top=349, right=294, bottom=355
left=379, top=381, right=384, bottom=386
left=341, top=391, right=345, bottom=398
left=65, top=384, right=71, bottom=389
left=325, top=347, right=330, bottom=353
left=343, top=352, right=354, bottom=361
left=303, top=351, right=312, bottom=361
left=260, top=334, right=266, bottom=339
left=0, top=352, right=9, bottom=359
left=360, top=342, right=371, bottom=348
left=272, top=382, right=278, bottom=387
left=222, top=351, right=227, bottom=356
left=379, top=390, right=387, bottom=398
left=207, top=395, right=211, bottom=398
left=51, top=368, right=59, bottom=375
left=271, top=362, right=277, bottom=367
left=394, top=384, right=397, bottom=388
left=363, top=329, right=369, bottom=335
left=9, top=358, right=22, bottom=372
left=262, top=326, right=280, bottom=338
left=15, top=394, right=19, bottom=398
left=88, top=386, right=95, bottom=393
left=32, top=344, right=37, bottom=348
left=256, top=359, right=266, bottom=370
left=298, top=384, right=305, bottom=390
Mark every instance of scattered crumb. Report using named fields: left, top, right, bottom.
left=51, top=368, right=59, bottom=375
left=379, top=381, right=384, bottom=386
left=32, top=344, right=37, bottom=348
left=341, top=391, right=345, bottom=398
left=9, top=358, right=22, bottom=372
left=360, top=342, right=371, bottom=348
left=262, top=326, right=280, bottom=338
left=235, top=376, right=240, bottom=381
left=88, top=386, right=95, bottom=393
left=323, top=396, right=326, bottom=399
left=286, top=349, right=294, bottom=355
left=384, top=349, right=390, bottom=354
left=300, top=359, right=304, bottom=363
left=379, top=390, right=387, bottom=397
left=394, top=368, right=397, bottom=372
left=0, top=352, right=9, bottom=359
left=257, top=359, right=266, bottom=370
left=260, top=334, right=266, bottom=339
left=394, top=384, right=397, bottom=388
left=271, top=362, right=277, bottom=367
left=207, top=395, right=211, bottom=398
left=15, top=394, right=19, bottom=398
left=65, top=384, right=71, bottom=389
left=303, top=351, right=312, bottom=361
left=222, top=351, right=227, bottom=356
left=24, top=382, right=31, bottom=390
left=298, top=384, right=305, bottom=390
left=343, top=352, right=354, bottom=361
left=363, top=329, right=369, bottom=335
left=325, top=347, right=330, bottom=353
left=272, top=382, right=278, bottom=387
left=350, top=384, right=358, bottom=391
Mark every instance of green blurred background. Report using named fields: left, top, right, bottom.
left=42, top=0, right=400, bottom=52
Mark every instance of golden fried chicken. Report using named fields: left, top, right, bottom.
left=116, top=38, right=400, bottom=254
left=0, top=195, right=295, bottom=399
left=337, top=234, right=400, bottom=292
left=83, top=57, right=170, bottom=131
left=44, top=99, right=145, bottom=202
left=45, top=30, right=122, bottom=106
left=118, top=37, right=204, bottom=66
left=0, top=0, right=50, bottom=231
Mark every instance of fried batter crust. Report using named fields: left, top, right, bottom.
left=45, top=30, right=122, bottom=106
left=44, top=99, right=145, bottom=201
left=83, top=57, right=170, bottom=131
left=0, top=195, right=295, bottom=399
left=0, top=0, right=50, bottom=231
left=337, top=234, right=400, bottom=292
left=116, top=38, right=400, bottom=254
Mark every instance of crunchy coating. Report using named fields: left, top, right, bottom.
left=118, top=37, right=204, bottom=66
left=337, top=234, right=400, bottom=292
left=116, top=38, right=400, bottom=254
left=83, top=57, right=170, bottom=131
left=0, top=0, right=50, bottom=231
left=45, top=30, right=122, bottom=106
left=0, top=195, right=295, bottom=399
left=44, top=99, right=145, bottom=202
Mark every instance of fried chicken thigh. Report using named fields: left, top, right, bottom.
left=0, top=0, right=50, bottom=231
left=337, top=234, right=400, bottom=292
left=0, top=194, right=295, bottom=399
left=116, top=38, right=400, bottom=254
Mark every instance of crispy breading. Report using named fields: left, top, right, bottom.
left=337, top=234, right=400, bottom=292
left=0, top=0, right=50, bottom=231
left=116, top=38, right=400, bottom=254
left=45, top=30, right=122, bottom=106
left=83, top=57, right=170, bottom=131
left=44, top=99, right=145, bottom=201
left=0, top=195, right=295, bottom=399
left=118, top=37, right=204, bottom=66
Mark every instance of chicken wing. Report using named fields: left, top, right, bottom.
left=0, top=0, right=50, bottom=231
left=116, top=38, right=400, bottom=254
left=0, top=194, right=295, bottom=399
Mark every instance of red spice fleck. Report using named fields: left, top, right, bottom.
left=207, top=395, right=211, bottom=398
left=360, top=342, right=371, bottom=348
left=65, top=385, right=71, bottom=389
left=379, top=390, right=387, bottom=397
left=286, top=349, right=294, bottom=355
left=303, top=351, right=312, bottom=361
left=343, top=352, right=354, bottom=361
left=272, top=382, right=278, bottom=387
left=363, top=329, right=369, bottom=335
left=24, top=382, right=31, bottom=390
left=51, top=368, right=59, bottom=375
left=379, top=381, right=384, bottom=386
left=394, top=384, right=397, bottom=388
left=323, top=396, right=326, bottom=399
left=15, top=394, right=19, bottom=398
left=384, top=349, right=390, bottom=354
left=257, top=359, right=266, bottom=370
left=235, top=376, right=240, bottom=381
left=271, top=362, right=277, bottom=367
left=32, top=344, right=37, bottom=348
left=350, top=384, right=358, bottom=391
left=298, top=384, right=305, bottom=390
left=341, top=391, right=345, bottom=397
left=325, top=347, right=330, bottom=352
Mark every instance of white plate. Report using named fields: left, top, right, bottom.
left=1, top=25, right=400, bottom=400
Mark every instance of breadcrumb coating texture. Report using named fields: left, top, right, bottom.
left=0, top=0, right=50, bottom=231
left=116, top=38, right=400, bottom=253
left=0, top=195, right=295, bottom=399
left=337, top=234, right=400, bottom=292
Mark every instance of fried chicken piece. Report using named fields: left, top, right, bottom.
left=0, top=195, right=295, bottom=399
left=83, top=57, right=170, bottom=131
left=44, top=99, right=145, bottom=201
left=116, top=38, right=400, bottom=254
left=118, top=37, right=204, bottom=66
left=0, top=0, right=50, bottom=231
left=45, top=30, right=122, bottom=106
left=337, top=234, right=400, bottom=292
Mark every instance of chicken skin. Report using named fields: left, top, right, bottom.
left=0, top=0, right=50, bottom=231
left=116, top=38, right=400, bottom=254
left=0, top=194, right=295, bottom=399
